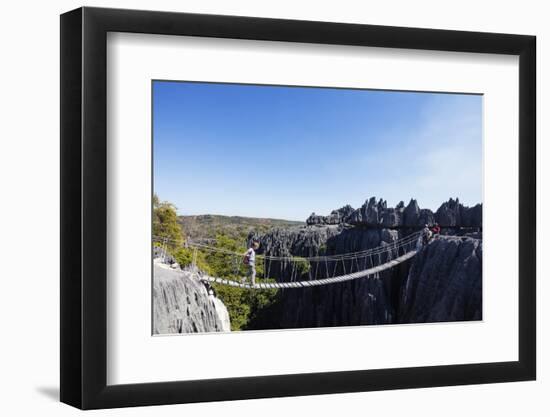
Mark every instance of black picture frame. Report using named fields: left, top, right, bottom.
left=60, top=6, right=536, bottom=410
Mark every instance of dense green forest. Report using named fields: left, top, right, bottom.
left=178, top=214, right=303, bottom=241
left=153, top=195, right=284, bottom=331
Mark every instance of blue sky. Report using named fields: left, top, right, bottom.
left=153, top=81, right=482, bottom=221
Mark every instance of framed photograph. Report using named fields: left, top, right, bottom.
left=60, top=7, right=536, bottom=409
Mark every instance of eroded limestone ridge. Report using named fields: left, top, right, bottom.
left=306, top=197, right=482, bottom=228
left=153, top=262, right=230, bottom=334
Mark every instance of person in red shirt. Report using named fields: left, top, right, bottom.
left=431, top=223, right=441, bottom=236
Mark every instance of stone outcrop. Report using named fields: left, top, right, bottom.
left=401, top=199, right=436, bottom=227
left=306, top=205, right=354, bottom=226
left=251, top=224, right=342, bottom=258
left=305, top=197, right=481, bottom=229
left=399, top=236, right=482, bottom=322
left=435, top=198, right=482, bottom=227
left=153, top=262, right=230, bottom=334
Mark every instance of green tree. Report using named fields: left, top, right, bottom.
left=197, top=233, right=279, bottom=330
left=242, top=284, right=281, bottom=330
left=153, top=194, right=184, bottom=251
left=293, top=257, right=311, bottom=278
left=173, top=247, right=211, bottom=272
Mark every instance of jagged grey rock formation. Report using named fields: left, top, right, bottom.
left=402, top=199, right=436, bottom=227
left=435, top=198, right=482, bottom=228
left=306, top=205, right=354, bottom=226
left=251, top=224, right=342, bottom=258
left=348, top=197, right=387, bottom=226
left=275, top=270, right=402, bottom=328
left=399, top=236, right=482, bottom=322
left=304, top=197, right=482, bottom=229
left=153, top=262, right=230, bottom=334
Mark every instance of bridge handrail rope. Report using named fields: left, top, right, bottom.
left=153, top=230, right=423, bottom=262
left=197, top=249, right=419, bottom=289
left=153, top=231, right=432, bottom=289
left=187, top=235, right=418, bottom=261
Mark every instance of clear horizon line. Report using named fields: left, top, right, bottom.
left=177, top=212, right=305, bottom=222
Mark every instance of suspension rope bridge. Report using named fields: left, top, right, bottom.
left=153, top=230, right=428, bottom=290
